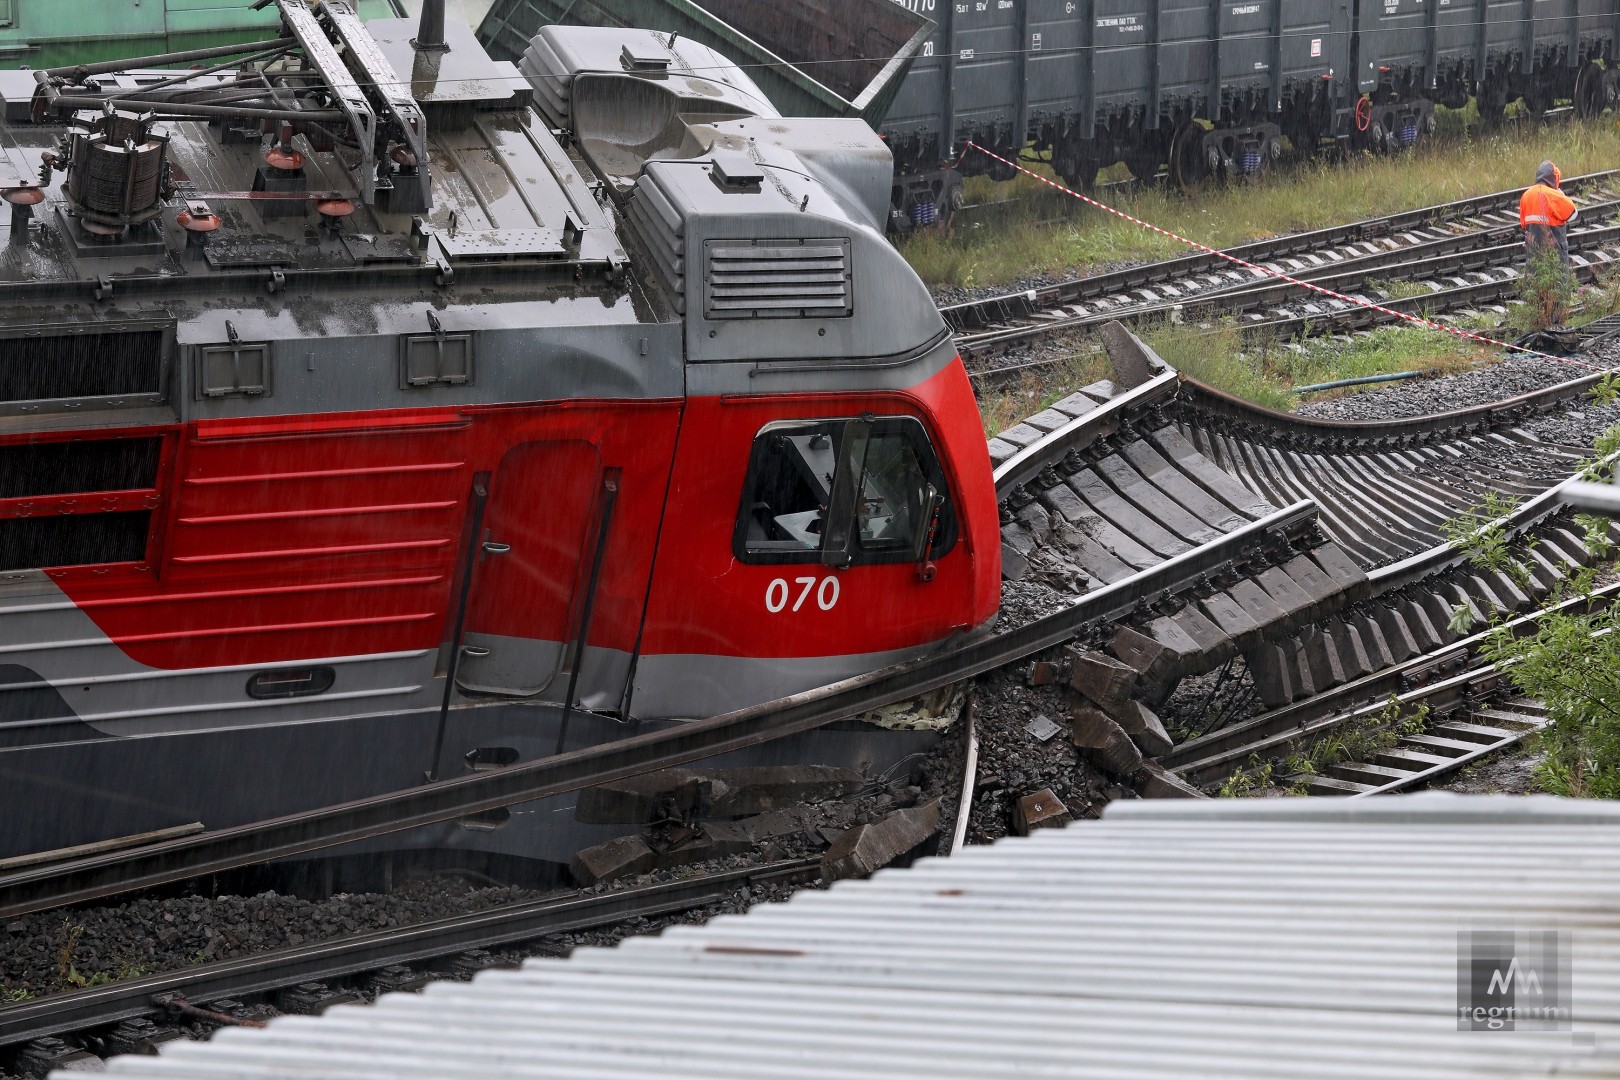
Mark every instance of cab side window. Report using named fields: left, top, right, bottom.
left=734, top=416, right=957, bottom=566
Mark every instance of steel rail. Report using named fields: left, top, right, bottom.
left=940, top=168, right=1620, bottom=333
left=0, top=498, right=1318, bottom=918
left=958, top=219, right=1620, bottom=355
left=992, top=368, right=1179, bottom=493
left=1167, top=579, right=1620, bottom=784
left=1225, top=244, right=1620, bottom=343
left=1173, top=218, right=1620, bottom=319
left=1175, top=368, right=1604, bottom=441
left=0, top=859, right=819, bottom=1050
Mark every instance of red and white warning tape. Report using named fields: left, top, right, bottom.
left=960, top=141, right=1611, bottom=373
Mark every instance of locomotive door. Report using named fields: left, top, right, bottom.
left=454, top=440, right=606, bottom=698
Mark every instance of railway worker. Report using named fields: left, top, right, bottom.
left=1519, top=160, right=1578, bottom=265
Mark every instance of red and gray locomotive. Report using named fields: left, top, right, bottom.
left=0, top=3, right=999, bottom=867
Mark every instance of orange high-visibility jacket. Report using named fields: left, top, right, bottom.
left=1520, top=183, right=1577, bottom=231
left=1520, top=178, right=1577, bottom=262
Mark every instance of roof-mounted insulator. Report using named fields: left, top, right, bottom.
left=3, top=184, right=43, bottom=244
left=176, top=200, right=221, bottom=248
left=263, top=142, right=305, bottom=174
left=316, top=197, right=355, bottom=233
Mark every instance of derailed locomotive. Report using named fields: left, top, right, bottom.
left=478, top=0, right=1620, bottom=226
left=0, top=2, right=999, bottom=867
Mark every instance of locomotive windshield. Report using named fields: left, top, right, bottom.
left=734, top=417, right=957, bottom=566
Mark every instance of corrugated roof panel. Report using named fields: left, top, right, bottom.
left=82, top=794, right=1620, bottom=1079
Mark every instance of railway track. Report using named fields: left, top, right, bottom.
left=1168, top=577, right=1620, bottom=795
left=951, top=170, right=1620, bottom=372
left=0, top=859, right=819, bottom=1073
left=1304, top=698, right=1545, bottom=796
left=982, top=342, right=1615, bottom=782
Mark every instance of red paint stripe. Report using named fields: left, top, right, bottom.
left=185, top=461, right=463, bottom=486
left=194, top=411, right=470, bottom=441
left=170, top=538, right=451, bottom=564
left=178, top=501, right=458, bottom=525
left=71, top=575, right=446, bottom=609
left=114, top=611, right=436, bottom=644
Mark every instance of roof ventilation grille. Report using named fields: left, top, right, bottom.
left=704, top=238, right=851, bottom=320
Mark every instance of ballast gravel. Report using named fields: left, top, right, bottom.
left=921, top=659, right=1118, bottom=847
left=1295, top=356, right=1593, bottom=421
left=0, top=785, right=910, bottom=1014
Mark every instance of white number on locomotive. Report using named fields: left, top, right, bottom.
left=766, top=576, right=841, bottom=612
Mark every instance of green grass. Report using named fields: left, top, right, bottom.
left=906, top=115, right=1620, bottom=289
left=976, top=343, right=1107, bottom=438
left=974, top=273, right=1620, bottom=427
left=1133, top=318, right=1499, bottom=413
left=974, top=319, right=1501, bottom=432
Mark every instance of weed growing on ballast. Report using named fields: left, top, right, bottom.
left=1445, top=420, right=1620, bottom=797
left=1216, top=755, right=1273, bottom=798
left=1513, top=247, right=1578, bottom=333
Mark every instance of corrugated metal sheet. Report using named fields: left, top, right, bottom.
left=83, top=794, right=1620, bottom=1079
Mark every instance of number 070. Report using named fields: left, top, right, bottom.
left=765, top=575, right=840, bottom=612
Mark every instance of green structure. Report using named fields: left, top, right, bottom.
left=0, top=0, right=405, bottom=69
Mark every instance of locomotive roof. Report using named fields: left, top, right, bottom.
left=0, top=19, right=631, bottom=303
left=0, top=6, right=946, bottom=432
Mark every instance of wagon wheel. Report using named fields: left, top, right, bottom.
left=1124, top=147, right=1162, bottom=184
left=1575, top=62, right=1609, bottom=119
left=1169, top=122, right=1209, bottom=193
left=1057, top=157, right=1100, bottom=193
left=1476, top=88, right=1507, bottom=128
left=1521, top=83, right=1555, bottom=120
left=985, top=151, right=1020, bottom=182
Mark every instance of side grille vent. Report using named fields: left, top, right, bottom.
left=518, top=34, right=572, bottom=128
left=626, top=174, right=686, bottom=312
left=703, top=239, right=852, bottom=320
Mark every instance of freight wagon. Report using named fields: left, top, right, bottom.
left=479, top=0, right=1620, bottom=231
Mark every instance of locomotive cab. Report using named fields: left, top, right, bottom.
left=519, top=25, right=1000, bottom=719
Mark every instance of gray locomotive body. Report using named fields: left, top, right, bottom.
left=0, top=3, right=1003, bottom=875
